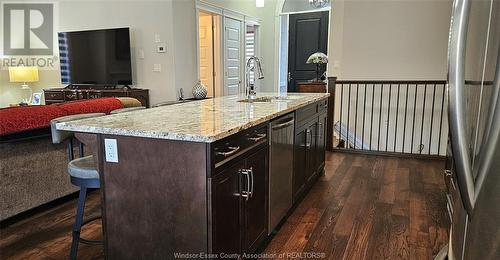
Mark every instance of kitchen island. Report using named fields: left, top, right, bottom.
left=56, top=92, right=329, bottom=259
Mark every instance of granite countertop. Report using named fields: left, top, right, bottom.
left=56, top=92, right=330, bottom=143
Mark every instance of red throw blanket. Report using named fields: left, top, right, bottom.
left=0, top=98, right=124, bottom=135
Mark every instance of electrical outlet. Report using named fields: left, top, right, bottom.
left=104, top=139, right=119, bottom=163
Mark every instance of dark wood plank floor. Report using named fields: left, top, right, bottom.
left=264, top=152, right=449, bottom=259
left=0, top=152, right=449, bottom=259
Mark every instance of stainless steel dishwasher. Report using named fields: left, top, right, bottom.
left=268, top=113, right=295, bottom=234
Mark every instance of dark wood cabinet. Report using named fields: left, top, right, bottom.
left=293, top=101, right=328, bottom=202
left=242, top=149, right=268, bottom=253
left=306, top=120, right=319, bottom=183
left=210, top=125, right=268, bottom=256
left=43, top=87, right=150, bottom=107
left=316, top=112, right=327, bottom=171
left=293, top=125, right=308, bottom=200
left=211, top=160, right=244, bottom=255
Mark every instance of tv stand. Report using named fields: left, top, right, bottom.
left=43, top=85, right=149, bottom=107
left=64, top=84, right=132, bottom=90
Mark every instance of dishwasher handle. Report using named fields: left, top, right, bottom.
left=271, top=119, right=295, bottom=130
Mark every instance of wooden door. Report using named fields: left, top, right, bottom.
left=199, top=12, right=215, bottom=97
left=211, top=160, right=244, bottom=255
left=287, top=11, right=329, bottom=92
left=242, top=148, right=268, bottom=253
left=224, top=17, right=243, bottom=96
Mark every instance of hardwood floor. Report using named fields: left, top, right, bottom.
left=0, top=191, right=104, bottom=259
left=264, top=152, right=449, bottom=259
left=0, top=152, right=449, bottom=259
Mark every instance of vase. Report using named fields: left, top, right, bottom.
left=192, top=80, right=208, bottom=99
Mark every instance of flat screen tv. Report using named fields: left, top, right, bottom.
left=58, top=28, right=132, bottom=86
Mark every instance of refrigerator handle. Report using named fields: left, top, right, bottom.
left=474, top=50, right=500, bottom=201
left=448, top=0, right=475, bottom=215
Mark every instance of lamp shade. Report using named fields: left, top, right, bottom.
left=306, top=52, right=328, bottom=64
left=8, top=66, right=39, bottom=83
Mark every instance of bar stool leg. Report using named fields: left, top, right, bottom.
left=70, top=187, right=88, bottom=260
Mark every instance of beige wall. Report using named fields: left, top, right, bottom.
left=172, top=0, right=199, bottom=100
left=328, top=0, right=452, bottom=80
left=327, top=0, right=452, bottom=155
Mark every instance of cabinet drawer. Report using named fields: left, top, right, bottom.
left=44, top=91, right=64, bottom=100
left=296, top=103, right=318, bottom=126
left=211, top=124, right=268, bottom=168
left=318, top=99, right=328, bottom=113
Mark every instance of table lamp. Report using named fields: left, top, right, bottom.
left=9, top=66, right=39, bottom=104
left=306, top=52, right=328, bottom=81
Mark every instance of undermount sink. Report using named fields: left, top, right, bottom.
left=238, top=96, right=300, bottom=103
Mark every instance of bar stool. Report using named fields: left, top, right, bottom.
left=110, top=106, right=146, bottom=114
left=50, top=113, right=105, bottom=260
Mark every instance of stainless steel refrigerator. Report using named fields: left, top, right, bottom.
left=441, top=0, right=500, bottom=258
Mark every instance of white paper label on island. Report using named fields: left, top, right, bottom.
left=104, top=139, right=119, bottom=163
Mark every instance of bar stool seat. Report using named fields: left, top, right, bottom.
left=50, top=113, right=105, bottom=260
left=68, top=156, right=99, bottom=179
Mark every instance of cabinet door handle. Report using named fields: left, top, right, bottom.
left=240, top=169, right=252, bottom=201
left=305, top=129, right=312, bottom=150
left=248, top=133, right=266, bottom=142
left=444, top=169, right=452, bottom=177
left=216, top=146, right=240, bottom=157
left=249, top=167, right=254, bottom=198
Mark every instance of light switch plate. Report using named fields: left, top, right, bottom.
left=154, top=33, right=161, bottom=43
left=104, top=139, right=119, bottom=163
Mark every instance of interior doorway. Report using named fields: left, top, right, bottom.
left=198, top=11, right=222, bottom=97
left=245, top=24, right=260, bottom=92
left=287, top=11, right=329, bottom=92
left=278, top=11, right=329, bottom=93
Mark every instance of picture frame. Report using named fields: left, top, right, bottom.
left=32, top=92, right=42, bottom=105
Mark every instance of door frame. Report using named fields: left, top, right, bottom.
left=287, top=11, right=329, bottom=92
left=195, top=2, right=223, bottom=97
left=196, top=0, right=261, bottom=96
left=274, top=5, right=331, bottom=94
left=244, top=17, right=261, bottom=93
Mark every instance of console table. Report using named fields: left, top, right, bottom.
left=297, top=80, right=327, bottom=93
left=43, top=86, right=150, bottom=107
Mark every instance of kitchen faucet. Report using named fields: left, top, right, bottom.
left=246, top=56, right=264, bottom=100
